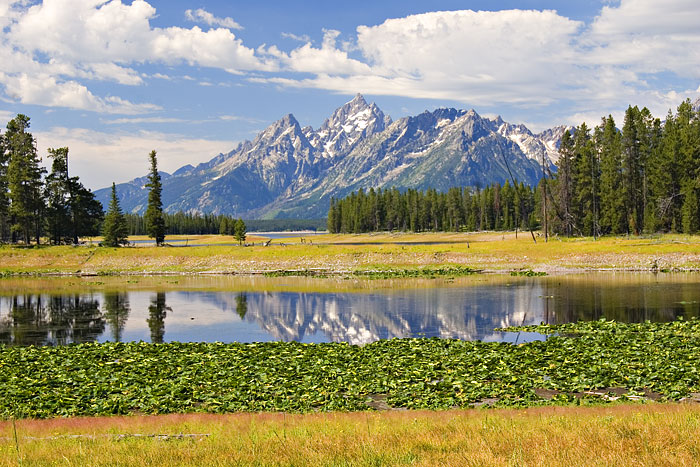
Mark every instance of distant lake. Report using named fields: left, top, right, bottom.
left=1, top=273, right=698, bottom=346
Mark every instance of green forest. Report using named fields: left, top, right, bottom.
left=328, top=100, right=700, bottom=236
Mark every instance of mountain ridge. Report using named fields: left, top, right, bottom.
left=95, top=94, right=569, bottom=219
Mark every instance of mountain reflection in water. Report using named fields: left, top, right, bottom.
left=0, top=274, right=699, bottom=346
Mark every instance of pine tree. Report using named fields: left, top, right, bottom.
left=144, top=150, right=166, bottom=246
left=5, top=115, right=45, bottom=244
left=0, top=127, right=9, bottom=241
left=597, top=116, right=625, bottom=234
left=234, top=218, right=247, bottom=245
left=44, top=147, right=71, bottom=244
left=572, top=123, right=599, bottom=236
left=219, top=217, right=229, bottom=235
left=555, top=130, right=575, bottom=236
left=102, top=183, right=129, bottom=247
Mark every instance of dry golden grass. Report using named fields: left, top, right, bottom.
left=1, top=404, right=699, bottom=466
left=1, top=231, right=699, bottom=275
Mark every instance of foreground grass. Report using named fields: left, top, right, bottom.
left=1, top=404, right=700, bottom=465
left=1, top=232, right=700, bottom=275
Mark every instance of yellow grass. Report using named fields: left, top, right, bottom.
left=1, top=403, right=699, bottom=466
left=1, top=231, right=699, bottom=275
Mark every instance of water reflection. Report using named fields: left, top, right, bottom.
left=147, top=292, right=171, bottom=344
left=0, top=274, right=699, bottom=346
left=0, top=294, right=104, bottom=346
left=103, top=293, right=130, bottom=342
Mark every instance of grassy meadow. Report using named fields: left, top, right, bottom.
left=2, top=404, right=700, bottom=466
left=0, top=231, right=699, bottom=276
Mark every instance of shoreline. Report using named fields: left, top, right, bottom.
left=1, top=231, right=700, bottom=277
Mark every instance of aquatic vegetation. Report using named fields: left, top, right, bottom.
left=510, top=269, right=547, bottom=276
left=1, top=319, right=700, bottom=418
left=352, top=266, right=480, bottom=279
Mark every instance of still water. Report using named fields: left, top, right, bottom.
left=0, top=273, right=699, bottom=346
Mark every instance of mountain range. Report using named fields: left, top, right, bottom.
left=94, top=94, right=572, bottom=219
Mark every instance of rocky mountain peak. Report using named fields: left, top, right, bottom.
left=312, top=93, right=392, bottom=158
left=250, top=113, right=310, bottom=152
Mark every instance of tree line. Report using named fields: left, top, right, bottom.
left=122, top=214, right=325, bottom=236
left=328, top=100, right=700, bottom=236
left=327, top=183, right=537, bottom=233
left=548, top=99, right=700, bottom=236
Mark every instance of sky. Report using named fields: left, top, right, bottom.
left=1, top=0, right=699, bottom=190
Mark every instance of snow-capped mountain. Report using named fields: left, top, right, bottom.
left=95, top=94, right=567, bottom=218
left=490, top=116, right=570, bottom=165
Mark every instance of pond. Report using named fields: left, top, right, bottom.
left=0, top=273, right=699, bottom=346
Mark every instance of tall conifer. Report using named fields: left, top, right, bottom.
left=145, top=150, right=166, bottom=246
left=5, top=115, right=45, bottom=244
left=102, top=183, right=129, bottom=247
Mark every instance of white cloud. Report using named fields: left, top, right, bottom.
left=9, top=1, right=267, bottom=70
left=281, top=32, right=311, bottom=43
left=185, top=8, right=242, bottom=30
left=0, top=72, right=159, bottom=114
left=282, top=29, right=372, bottom=75
left=0, top=0, right=271, bottom=114
left=2, top=0, right=699, bottom=127
left=269, top=3, right=700, bottom=126
left=102, top=117, right=185, bottom=125
left=262, top=10, right=583, bottom=108
left=150, top=73, right=173, bottom=80
left=35, top=127, right=235, bottom=189
left=0, top=109, right=15, bottom=123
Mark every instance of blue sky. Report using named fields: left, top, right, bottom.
left=1, top=0, right=699, bottom=189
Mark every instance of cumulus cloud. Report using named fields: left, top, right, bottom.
left=2, top=0, right=700, bottom=126
left=185, top=8, right=242, bottom=30
left=280, top=29, right=372, bottom=75
left=264, top=2, right=700, bottom=125
left=0, top=72, right=159, bottom=114
left=35, top=127, right=235, bottom=189
left=0, top=0, right=269, bottom=113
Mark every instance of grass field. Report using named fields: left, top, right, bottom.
left=1, top=231, right=699, bottom=276
left=1, top=404, right=699, bottom=466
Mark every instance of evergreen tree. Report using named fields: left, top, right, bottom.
left=572, top=123, right=599, bottom=236
left=597, top=116, right=625, bottom=234
left=144, top=150, right=166, bottom=245
left=676, top=100, right=700, bottom=233
left=44, top=147, right=103, bottom=244
left=555, top=130, right=575, bottom=235
left=69, top=182, right=103, bottom=242
left=0, top=127, right=8, bottom=241
left=102, top=183, right=129, bottom=247
left=5, top=115, right=45, bottom=244
left=234, top=218, right=247, bottom=245
left=44, top=148, right=72, bottom=244
left=219, top=217, right=229, bottom=235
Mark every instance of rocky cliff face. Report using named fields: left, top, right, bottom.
left=95, top=94, right=568, bottom=218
